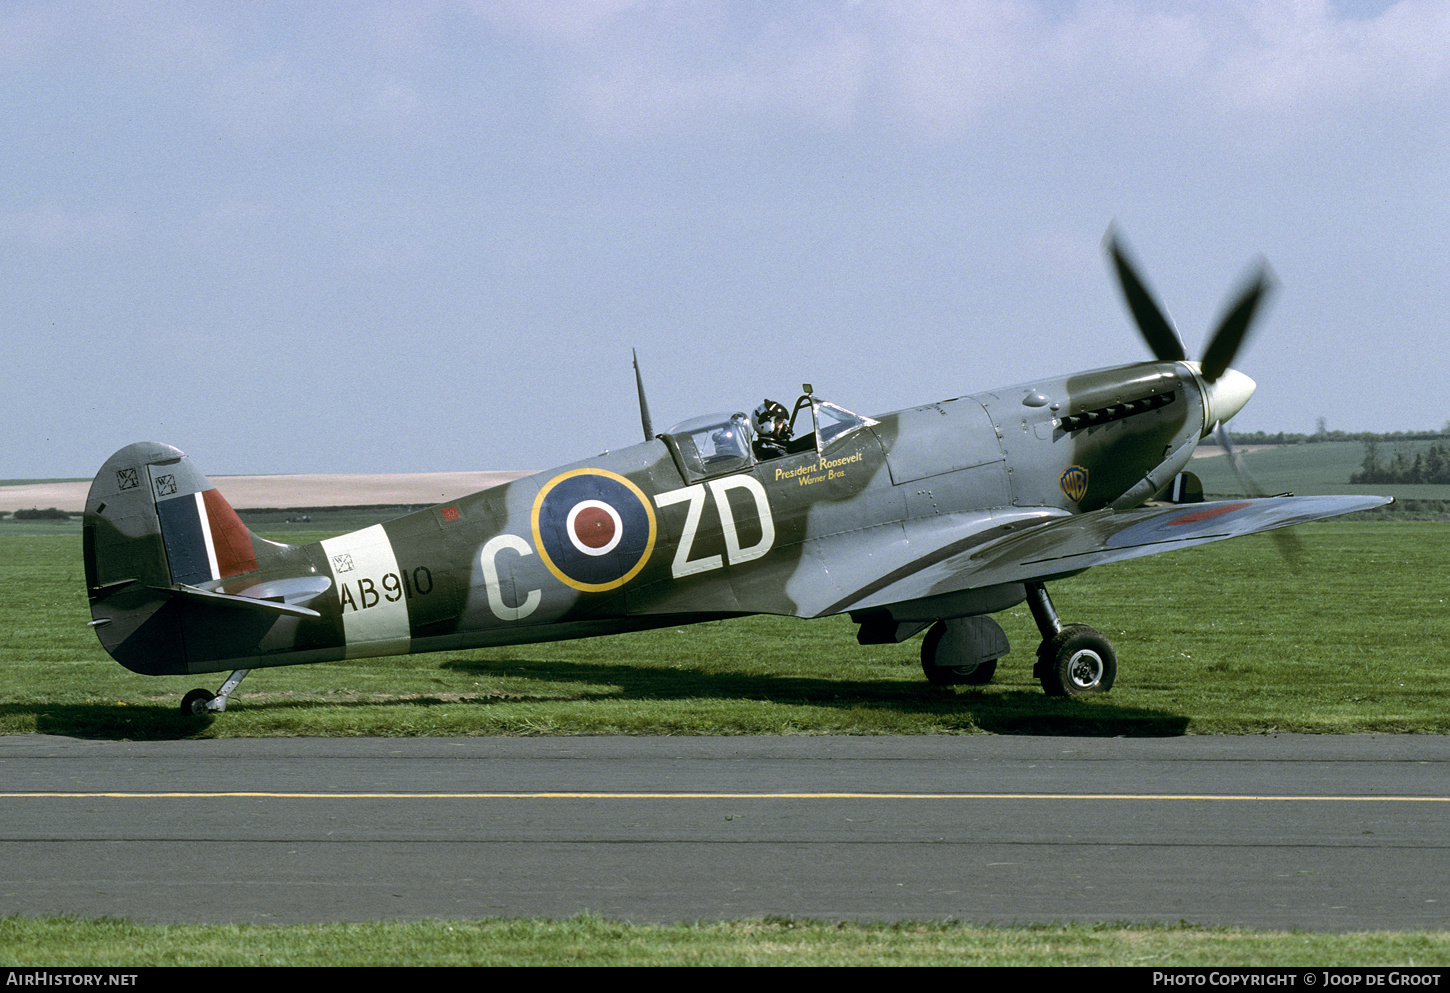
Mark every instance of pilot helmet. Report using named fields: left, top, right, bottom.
left=754, top=400, right=790, bottom=437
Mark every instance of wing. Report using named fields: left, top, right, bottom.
left=825, top=495, right=1391, bottom=617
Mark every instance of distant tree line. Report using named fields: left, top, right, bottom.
left=1193, top=428, right=1450, bottom=487
left=1351, top=441, right=1450, bottom=485
left=1212, top=429, right=1450, bottom=446
left=12, top=507, right=71, bottom=520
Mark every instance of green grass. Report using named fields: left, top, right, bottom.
left=3, top=915, right=1448, bottom=966
left=0, top=518, right=83, bottom=537
left=1193, top=441, right=1450, bottom=505
left=6, top=523, right=1449, bottom=964
left=4, top=521, right=1448, bottom=738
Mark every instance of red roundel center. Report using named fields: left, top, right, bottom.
left=573, top=505, right=616, bottom=548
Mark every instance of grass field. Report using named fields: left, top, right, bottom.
left=1193, top=440, right=1450, bottom=507
left=5, top=915, right=1450, bottom=967
left=3, top=521, right=1447, bottom=738
left=5, top=522, right=1448, bottom=965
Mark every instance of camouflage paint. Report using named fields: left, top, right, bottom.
left=83, top=365, right=1383, bottom=679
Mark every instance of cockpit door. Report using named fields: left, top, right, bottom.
left=660, top=412, right=756, bottom=483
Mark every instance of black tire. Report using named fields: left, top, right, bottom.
left=920, top=621, right=997, bottom=686
left=1037, top=624, right=1116, bottom=697
left=181, top=688, right=214, bottom=716
left=957, top=658, right=997, bottom=685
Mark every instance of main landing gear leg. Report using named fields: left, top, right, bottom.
left=1025, top=582, right=1116, bottom=697
left=181, top=669, right=251, bottom=716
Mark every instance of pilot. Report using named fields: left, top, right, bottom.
left=753, top=400, right=792, bottom=460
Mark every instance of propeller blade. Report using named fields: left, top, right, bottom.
left=1105, top=228, right=1186, bottom=363
left=1214, top=423, right=1263, bottom=495
left=1215, top=424, right=1303, bottom=572
left=1200, top=265, right=1274, bottom=383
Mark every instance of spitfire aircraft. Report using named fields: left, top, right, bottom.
left=83, top=232, right=1390, bottom=713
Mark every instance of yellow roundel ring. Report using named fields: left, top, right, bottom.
left=531, top=468, right=658, bottom=593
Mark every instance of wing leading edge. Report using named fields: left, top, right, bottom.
left=833, top=495, right=1391, bottom=616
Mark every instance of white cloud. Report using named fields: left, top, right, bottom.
left=454, top=0, right=1450, bottom=146
left=1206, top=0, right=1450, bottom=115
left=569, top=24, right=870, bottom=134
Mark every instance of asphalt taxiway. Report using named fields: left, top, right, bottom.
left=2, top=734, right=1447, bottom=929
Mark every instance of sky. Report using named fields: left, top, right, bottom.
left=4, top=0, right=1447, bottom=478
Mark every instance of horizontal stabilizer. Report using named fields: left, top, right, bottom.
left=158, top=583, right=323, bottom=620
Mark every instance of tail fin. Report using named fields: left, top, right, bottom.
left=84, top=442, right=288, bottom=674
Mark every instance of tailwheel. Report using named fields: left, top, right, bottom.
left=1036, top=624, right=1117, bottom=697
left=178, top=669, right=252, bottom=715
left=181, top=688, right=215, bottom=716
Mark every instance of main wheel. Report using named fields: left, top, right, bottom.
left=181, top=688, right=214, bottom=716
left=920, top=621, right=998, bottom=686
left=1037, top=625, right=1116, bottom=697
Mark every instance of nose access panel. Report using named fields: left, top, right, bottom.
left=877, top=398, right=1007, bottom=487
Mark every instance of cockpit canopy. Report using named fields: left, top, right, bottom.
left=665, top=411, right=755, bottom=480
left=811, top=400, right=874, bottom=449
left=661, top=394, right=876, bottom=483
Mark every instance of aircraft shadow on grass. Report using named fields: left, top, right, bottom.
left=14, top=654, right=1191, bottom=739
